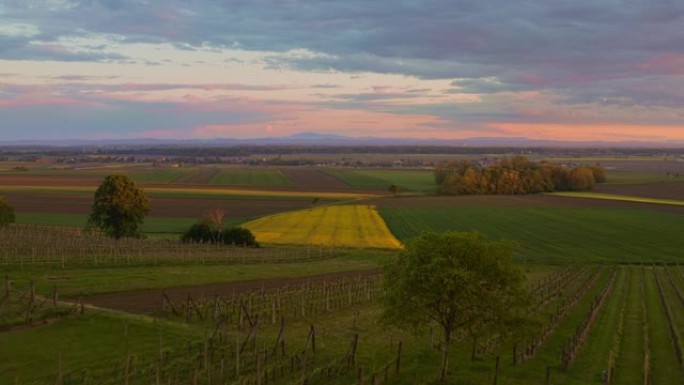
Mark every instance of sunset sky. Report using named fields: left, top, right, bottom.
left=1, top=1, right=683, bottom=142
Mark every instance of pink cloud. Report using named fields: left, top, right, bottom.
left=638, top=55, right=684, bottom=75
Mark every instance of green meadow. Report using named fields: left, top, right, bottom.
left=326, top=169, right=436, bottom=192
left=209, top=169, right=294, bottom=187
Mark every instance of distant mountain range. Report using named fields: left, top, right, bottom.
left=1, top=132, right=683, bottom=148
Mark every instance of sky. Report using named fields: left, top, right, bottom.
left=1, top=0, right=684, bottom=142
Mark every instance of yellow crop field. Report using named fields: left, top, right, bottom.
left=243, top=205, right=403, bottom=249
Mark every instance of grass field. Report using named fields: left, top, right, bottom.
left=13, top=213, right=210, bottom=234
left=243, top=205, right=403, bottom=249
left=128, top=168, right=191, bottom=184
left=209, top=169, right=294, bottom=187
left=325, top=169, right=436, bottom=192
left=380, top=206, right=684, bottom=263
left=604, top=169, right=683, bottom=184
left=0, top=311, right=203, bottom=384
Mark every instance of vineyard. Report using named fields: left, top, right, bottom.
left=3, top=263, right=683, bottom=384
left=0, top=225, right=336, bottom=268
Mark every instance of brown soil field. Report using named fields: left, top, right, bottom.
left=0, top=174, right=101, bottom=187
left=594, top=182, right=684, bottom=200
left=3, top=193, right=92, bottom=214
left=85, top=268, right=381, bottom=314
left=280, top=168, right=352, bottom=189
left=602, top=160, right=684, bottom=173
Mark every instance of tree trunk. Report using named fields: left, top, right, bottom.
left=440, top=330, right=451, bottom=382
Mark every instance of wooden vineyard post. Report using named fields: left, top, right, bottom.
left=52, top=285, right=58, bottom=306
left=493, top=355, right=500, bottom=385
left=25, top=281, right=35, bottom=325
left=235, top=331, right=240, bottom=377
left=512, top=343, right=518, bottom=365
left=55, top=351, right=63, bottom=385
left=271, top=296, right=277, bottom=325
left=396, top=341, right=402, bottom=374
left=324, top=280, right=330, bottom=312
left=273, top=316, right=286, bottom=357
left=545, top=366, right=551, bottom=385
left=124, top=353, right=131, bottom=385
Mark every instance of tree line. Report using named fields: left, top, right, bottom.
left=434, top=156, right=606, bottom=195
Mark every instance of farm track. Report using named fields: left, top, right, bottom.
left=84, top=268, right=381, bottom=315
left=595, top=182, right=684, bottom=201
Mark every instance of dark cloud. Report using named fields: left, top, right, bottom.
left=2, top=0, right=684, bottom=119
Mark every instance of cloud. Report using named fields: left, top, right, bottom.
left=2, top=0, right=684, bottom=140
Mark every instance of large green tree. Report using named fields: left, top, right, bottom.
left=0, top=196, right=15, bottom=226
left=383, top=231, right=530, bottom=382
left=88, top=175, right=149, bottom=239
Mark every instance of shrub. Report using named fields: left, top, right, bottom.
left=181, top=223, right=259, bottom=247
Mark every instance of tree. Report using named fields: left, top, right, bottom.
left=382, top=231, right=530, bottom=382
left=88, top=175, right=149, bottom=239
left=0, top=196, right=15, bottom=226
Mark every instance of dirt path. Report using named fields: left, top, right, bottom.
left=84, top=268, right=382, bottom=314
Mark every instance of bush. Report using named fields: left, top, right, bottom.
left=181, top=223, right=259, bottom=247
left=223, top=227, right=259, bottom=247
left=180, top=223, right=217, bottom=244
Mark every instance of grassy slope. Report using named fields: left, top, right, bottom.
left=380, top=207, right=684, bottom=263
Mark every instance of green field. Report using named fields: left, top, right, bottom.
left=326, top=169, right=436, bottom=192
left=0, top=312, right=203, bottom=384
left=209, top=169, right=294, bottom=187
left=14, top=213, right=206, bottom=234
left=129, top=168, right=191, bottom=184
left=604, top=169, right=684, bottom=184
left=380, top=206, right=684, bottom=263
